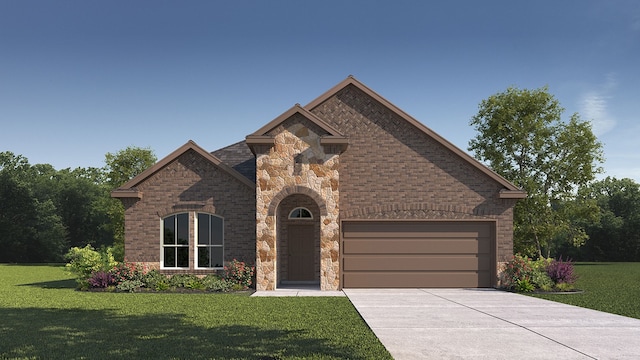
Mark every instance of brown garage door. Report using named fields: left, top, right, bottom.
left=342, top=221, right=494, bottom=288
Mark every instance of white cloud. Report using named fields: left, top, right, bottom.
left=580, top=74, right=617, bottom=136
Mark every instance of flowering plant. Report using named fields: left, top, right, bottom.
left=110, top=262, right=148, bottom=284
left=223, top=259, right=255, bottom=289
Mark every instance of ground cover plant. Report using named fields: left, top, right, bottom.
left=0, top=265, right=392, bottom=360
left=530, top=262, right=640, bottom=320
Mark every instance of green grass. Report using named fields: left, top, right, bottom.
left=530, top=262, right=640, bottom=319
left=0, top=265, right=391, bottom=360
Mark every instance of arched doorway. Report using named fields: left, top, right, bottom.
left=277, top=194, right=321, bottom=285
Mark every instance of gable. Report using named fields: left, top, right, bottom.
left=112, top=140, right=255, bottom=199
left=305, top=76, right=525, bottom=198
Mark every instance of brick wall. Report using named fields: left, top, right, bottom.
left=121, top=149, right=255, bottom=274
left=310, top=84, right=518, bottom=263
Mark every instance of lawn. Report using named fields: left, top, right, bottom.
left=0, top=265, right=392, bottom=360
left=530, top=262, right=640, bottom=319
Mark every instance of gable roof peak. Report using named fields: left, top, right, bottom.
left=111, top=140, right=255, bottom=199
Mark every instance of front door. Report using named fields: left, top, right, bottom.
left=287, top=224, right=315, bottom=281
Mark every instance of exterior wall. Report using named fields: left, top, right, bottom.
left=309, top=85, right=518, bottom=269
left=121, top=149, right=255, bottom=274
left=255, top=114, right=341, bottom=290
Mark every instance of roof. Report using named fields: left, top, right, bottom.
left=211, top=141, right=256, bottom=183
left=304, top=76, right=526, bottom=198
left=111, top=140, right=255, bottom=199
left=246, top=104, right=349, bottom=154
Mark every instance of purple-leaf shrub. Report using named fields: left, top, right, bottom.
left=546, top=257, right=577, bottom=285
left=88, top=271, right=116, bottom=288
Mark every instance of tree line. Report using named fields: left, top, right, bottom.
left=0, top=147, right=156, bottom=263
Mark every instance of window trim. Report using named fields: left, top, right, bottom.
left=195, top=213, right=225, bottom=270
left=160, top=213, right=190, bottom=270
left=288, top=207, right=313, bottom=219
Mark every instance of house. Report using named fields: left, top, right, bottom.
left=112, top=76, right=526, bottom=291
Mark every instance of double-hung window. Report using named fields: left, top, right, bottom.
left=162, top=213, right=190, bottom=268
left=196, top=213, right=224, bottom=269
left=161, top=212, right=224, bottom=269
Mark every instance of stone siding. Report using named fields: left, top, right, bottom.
left=255, top=114, right=341, bottom=290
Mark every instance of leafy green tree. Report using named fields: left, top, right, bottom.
left=468, top=86, right=604, bottom=258
left=102, top=146, right=157, bottom=259
left=0, top=152, right=67, bottom=262
left=576, top=177, right=640, bottom=261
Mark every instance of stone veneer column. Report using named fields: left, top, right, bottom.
left=255, top=122, right=340, bottom=290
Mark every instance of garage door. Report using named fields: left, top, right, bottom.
left=342, top=221, right=494, bottom=288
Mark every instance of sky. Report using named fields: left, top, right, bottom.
left=1, top=1, right=639, bottom=182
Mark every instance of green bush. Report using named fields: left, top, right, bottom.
left=201, top=275, right=232, bottom=292
left=116, top=279, right=144, bottom=292
left=65, top=245, right=117, bottom=281
left=142, top=270, right=169, bottom=291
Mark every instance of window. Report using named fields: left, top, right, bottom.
left=162, top=213, right=189, bottom=268
left=196, top=213, right=224, bottom=268
left=161, top=212, right=224, bottom=269
left=288, top=207, right=313, bottom=219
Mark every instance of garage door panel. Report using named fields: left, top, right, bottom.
left=343, top=255, right=491, bottom=271
left=344, top=272, right=491, bottom=288
left=344, top=239, right=490, bottom=254
left=342, top=221, right=495, bottom=288
left=343, top=222, right=492, bottom=237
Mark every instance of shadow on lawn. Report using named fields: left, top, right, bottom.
left=19, top=278, right=77, bottom=289
left=0, top=307, right=362, bottom=360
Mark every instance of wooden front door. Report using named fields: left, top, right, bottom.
left=287, top=224, right=315, bottom=281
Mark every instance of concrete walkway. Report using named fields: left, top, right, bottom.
left=344, top=288, right=640, bottom=360
left=251, top=284, right=346, bottom=297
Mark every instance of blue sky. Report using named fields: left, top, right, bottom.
left=1, top=1, right=639, bottom=182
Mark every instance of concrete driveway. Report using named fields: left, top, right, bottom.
left=344, top=288, right=640, bottom=360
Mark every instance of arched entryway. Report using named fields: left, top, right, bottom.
left=277, top=194, right=321, bottom=286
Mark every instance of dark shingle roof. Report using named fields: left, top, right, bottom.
left=212, top=141, right=256, bottom=183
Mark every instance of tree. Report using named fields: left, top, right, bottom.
left=468, top=86, right=604, bottom=258
left=575, top=177, right=640, bottom=261
left=102, top=146, right=157, bottom=260
left=0, top=152, right=68, bottom=262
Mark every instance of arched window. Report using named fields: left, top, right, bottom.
left=196, top=213, right=224, bottom=269
left=288, top=207, right=313, bottom=219
left=162, top=213, right=190, bottom=268
left=161, top=212, right=224, bottom=269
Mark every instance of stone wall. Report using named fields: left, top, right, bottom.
left=255, top=114, right=341, bottom=290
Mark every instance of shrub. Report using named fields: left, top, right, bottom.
left=110, top=262, right=147, bottom=284
left=500, top=254, right=535, bottom=290
left=546, top=257, right=578, bottom=285
left=87, top=271, right=116, bottom=288
left=223, top=259, right=255, bottom=289
left=201, top=275, right=231, bottom=292
left=65, top=245, right=118, bottom=281
left=515, top=279, right=535, bottom=293
left=142, top=270, right=169, bottom=291
left=168, top=274, right=201, bottom=288
left=116, top=279, right=144, bottom=292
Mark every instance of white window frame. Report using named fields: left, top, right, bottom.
left=160, top=213, right=190, bottom=269
left=288, top=207, right=313, bottom=219
left=194, top=213, right=225, bottom=270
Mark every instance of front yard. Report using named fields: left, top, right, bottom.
left=530, top=262, right=640, bottom=319
left=0, top=265, right=391, bottom=360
